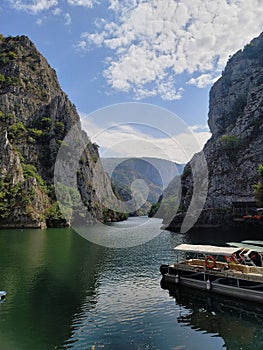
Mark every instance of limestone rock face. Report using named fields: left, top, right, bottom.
left=166, top=32, right=263, bottom=230
left=0, top=35, right=125, bottom=228
left=0, top=129, right=24, bottom=184
left=0, top=130, right=49, bottom=228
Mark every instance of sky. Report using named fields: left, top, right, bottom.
left=1, top=0, right=263, bottom=163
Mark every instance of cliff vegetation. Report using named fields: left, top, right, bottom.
left=164, top=32, right=263, bottom=231
left=0, top=34, right=127, bottom=228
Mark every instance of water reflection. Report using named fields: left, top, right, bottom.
left=1, top=220, right=263, bottom=350
left=168, top=285, right=263, bottom=349
left=0, top=228, right=106, bottom=350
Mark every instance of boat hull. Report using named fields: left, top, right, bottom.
left=162, top=272, right=263, bottom=304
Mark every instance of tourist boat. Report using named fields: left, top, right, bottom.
left=0, top=291, right=6, bottom=301
left=160, top=243, right=263, bottom=304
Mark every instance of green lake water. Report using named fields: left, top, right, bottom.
left=0, top=217, right=263, bottom=349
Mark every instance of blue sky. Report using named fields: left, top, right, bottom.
left=1, top=0, right=263, bottom=162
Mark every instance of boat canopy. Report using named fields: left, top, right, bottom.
left=242, top=240, right=263, bottom=247
left=174, top=244, right=239, bottom=256
left=227, top=242, right=263, bottom=253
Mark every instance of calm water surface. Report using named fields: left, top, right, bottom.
left=0, top=217, right=263, bottom=349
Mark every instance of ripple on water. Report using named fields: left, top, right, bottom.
left=0, top=219, right=235, bottom=350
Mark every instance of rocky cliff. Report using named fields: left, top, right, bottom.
left=0, top=34, right=126, bottom=228
left=165, top=32, right=263, bottom=231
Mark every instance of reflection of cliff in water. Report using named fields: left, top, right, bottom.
left=0, top=228, right=106, bottom=350
left=169, top=286, right=263, bottom=349
left=183, top=226, right=263, bottom=245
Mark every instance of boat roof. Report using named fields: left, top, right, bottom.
left=227, top=242, right=263, bottom=252
left=242, top=240, right=263, bottom=247
left=174, top=244, right=239, bottom=256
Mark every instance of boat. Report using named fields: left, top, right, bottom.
left=0, top=291, right=6, bottom=301
left=160, top=243, right=263, bottom=304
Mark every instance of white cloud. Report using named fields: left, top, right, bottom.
left=8, top=0, right=58, bottom=13
left=79, top=0, right=263, bottom=100
left=67, top=0, right=97, bottom=7
left=76, top=40, right=88, bottom=51
left=8, top=0, right=98, bottom=13
left=80, top=114, right=211, bottom=163
left=188, top=74, right=220, bottom=88
left=64, top=12, right=72, bottom=25
left=81, top=31, right=106, bottom=47
left=52, top=7, right=61, bottom=15
left=36, top=17, right=44, bottom=25
left=158, top=82, right=184, bottom=101
left=52, top=6, right=71, bottom=26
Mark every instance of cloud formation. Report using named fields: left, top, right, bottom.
left=8, top=0, right=58, bottom=13
left=80, top=0, right=263, bottom=100
left=8, top=0, right=97, bottom=13
left=81, top=113, right=211, bottom=163
left=67, top=0, right=96, bottom=7
left=7, top=0, right=263, bottom=101
left=64, top=12, right=72, bottom=25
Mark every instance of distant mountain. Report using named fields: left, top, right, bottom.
left=101, top=157, right=184, bottom=216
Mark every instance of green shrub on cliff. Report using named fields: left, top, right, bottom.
left=220, top=134, right=241, bottom=151
left=0, top=54, right=9, bottom=64
left=55, top=121, right=64, bottom=132
left=8, top=121, right=26, bottom=139
left=254, top=164, right=263, bottom=206
left=148, top=201, right=160, bottom=217
left=8, top=51, right=17, bottom=60
left=28, top=128, right=43, bottom=138
left=22, top=163, right=45, bottom=188
left=0, top=179, right=34, bottom=219
left=0, top=73, right=5, bottom=85
left=39, top=117, right=52, bottom=131
left=45, top=202, right=65, bottom=221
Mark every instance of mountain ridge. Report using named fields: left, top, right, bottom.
left=101, top=157, right=183, bottom=215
